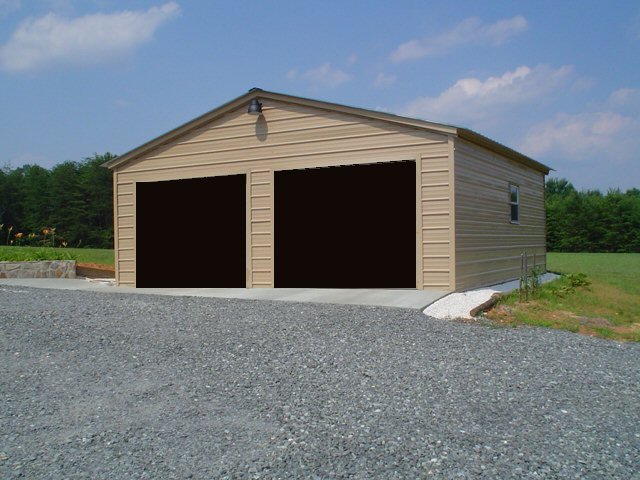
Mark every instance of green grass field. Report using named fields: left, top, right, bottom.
left=489, top=253, right=640, bottom=342
left=0, top=246, right=114, bottom=266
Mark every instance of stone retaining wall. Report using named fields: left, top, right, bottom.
left=0, top=260, right=76, bottom=279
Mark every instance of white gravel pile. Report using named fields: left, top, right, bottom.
left=83, top=277, right=117, bottom=286
left=424, top=273, right=559, bottom=320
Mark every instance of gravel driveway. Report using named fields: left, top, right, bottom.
left=1, top=286, right=638, bottom=479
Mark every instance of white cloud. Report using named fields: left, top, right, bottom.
left=568, top=76, right=596, bottom=93
left=373, top=72, right=396, bottom=87
left=519, top=111, right=640, bottom=163
left=0, top=2, right=180, bottom=72
left=399, top=64, right=573, bottom=124
left=607, top=87, right=640, bottom=108
left=391, top=15, right=528, bottom=62
left=286, top=63, right=351, bottom=89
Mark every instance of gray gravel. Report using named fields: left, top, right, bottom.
left=1, top=286, right=639, bottom=479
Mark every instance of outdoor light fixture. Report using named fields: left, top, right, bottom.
left=248, top=98, right=262, bottom=115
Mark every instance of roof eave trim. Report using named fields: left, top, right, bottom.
left=256, top=91, right=459, bottom=136
left=457, top=128, right=551, bottom=174
left=102, top=92, right=256, bottom=169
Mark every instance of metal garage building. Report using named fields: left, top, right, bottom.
left=104, top=89, right=550, bottom=291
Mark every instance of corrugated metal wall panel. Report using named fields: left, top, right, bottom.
left=122, top=135, right=434, bottom=172
left=419, top=147, right=454, bottom=290
left=117, top=237, right=135, bottom=250
left=112, top=173, right=119, bottom=285
left=454, top=139, right=546, bottom=290
left=247, top=169, right=274, bottom=287
left=114, top=99, right=451, bottom=288
left=119, top=100, right=446, bottom=175
left=117, top=146, right=441, bottom=184
left=116, top=182, right=134, bottom=194
left=114, top=178, right=135, bottom=286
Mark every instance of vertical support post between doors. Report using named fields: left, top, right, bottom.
left=416, top=154, right=424, bottom=290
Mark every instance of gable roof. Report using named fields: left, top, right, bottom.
left=103, top=88, right=551, bottom=174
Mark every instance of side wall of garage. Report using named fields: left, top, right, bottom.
left=113, top=99, right=454, bottom=289
left=454, top=138, right=546, bottom=290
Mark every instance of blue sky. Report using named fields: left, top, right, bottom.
left=1, top=1, right=638, bottom=190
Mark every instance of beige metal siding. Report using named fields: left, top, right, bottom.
left=454, top=139, right=546, bottom=290
left=114, top=177, right=135, bottom=286
left=116, top=100, right=447, bottom=182
left=114, top=99, right=452, bottom=289
left=112, top=172, right=119, bottom=285
left=247, top=169, right=274, bottom=287
left=419, top=144, right=454, bottom=289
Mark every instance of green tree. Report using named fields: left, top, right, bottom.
left=77, top=154, right=115, bottom=247
left=545, top=177, right=640, bottom=253
left=0, top=167, right=26, bottom=237
left=546, top=177, right=576, bottom=198
left=21, top=164, right=51, bottom=232
left=47, top=161, right=87, bottom=246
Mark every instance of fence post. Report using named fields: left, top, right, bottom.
left=524, top=249, right=529, bottom=302
left=519, top=252, right=524, bottom=303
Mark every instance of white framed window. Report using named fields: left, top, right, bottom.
left=509, top=183, right=520, bottom=223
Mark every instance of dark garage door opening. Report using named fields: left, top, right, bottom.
left=136, top=175, right=246, bottom=287
left=275, top=161, right=416, bottom=288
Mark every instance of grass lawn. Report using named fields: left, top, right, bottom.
left=487, top=253, right=640, bottom=342
left=0, top=246, right=114, bottom=266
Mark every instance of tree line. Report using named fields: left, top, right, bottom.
left=0, top=153, right=115, bottom=249
left=0, top=155, right=638, bottom=252
left=546, top=178, right=640, bottom=253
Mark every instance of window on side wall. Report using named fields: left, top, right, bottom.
left=509, top=184, right=520, bottom=224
